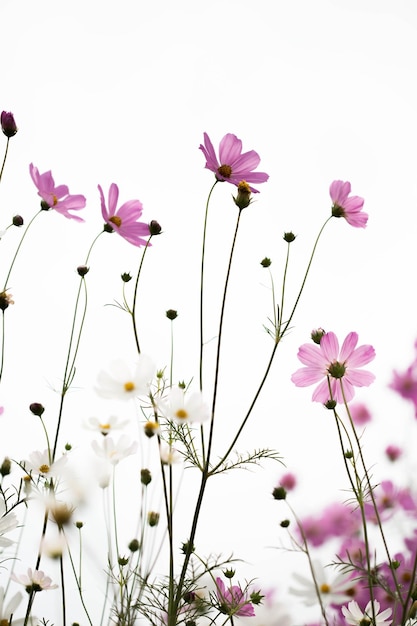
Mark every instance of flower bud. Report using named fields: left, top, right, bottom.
left=128, top=538, right=139, bottom=552
left=29, top=402, right=45, bottom=416
left=0, top=291, right=14, bottom=311
left=250, top=590, right=264, bottom=605
left=283, top=231, right=296, bottom=243
left=144, top=421, right=159, bottom=438
left=0, top=457, right=11, bottom=477
left=147, top=511, right=160, bottom=527
left=223, top=569, right=235, bottom=579
left=149, top=220, right=162, bottom=235
left=77, top=265, right=89, bottom=277
left=1, top=111, right=18, bottom=138
left=311, top=328, right=326, bottom=344
left=141, top=468, right=152, bottom=486
left=280, top=519, right=290, bottom=528
left=118, top=556, right=129, bottom=566
left=75, top=521, right=84, bottom=529
left=260, top=257, right=271, bottom=268
left=166, top=309, right=178, bottom=320
left=181, top=540, right=194, bottom=554
left=12, top=215, right=24, bottom=227
left=233, top=181, right=252, bottom=210
left=272, top=486, right=287, bottom=500
left=121, top=272, right=132, bottom=283
left=325, top=399, right=337, bottom=410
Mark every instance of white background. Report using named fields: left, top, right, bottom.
left=1, top=1, right=417, bottom=624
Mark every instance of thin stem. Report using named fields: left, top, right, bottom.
left=0, top=137, right=10, bottom=183
left=131, top=236, right=153, bottom=355
left=199, top=181, right=217, bottom=392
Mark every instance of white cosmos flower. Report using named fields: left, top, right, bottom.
left=0, top=499, right=18, bottom=547
left=0, top=586, right=24, bottom=625
left=95, top=356, right=155, bottom=400
left=342, top=599, right=393, bottom=626
left=91, top=435, right=138, bottom=466
left=289, top=560, right=355, bottom=606
left=24, top=450, right=68, bottom=478
left=87, top=415, right=128, bottom=435
left=160, top=387, right=210, bottom=424
left=11, top=568, right=58, bottom=591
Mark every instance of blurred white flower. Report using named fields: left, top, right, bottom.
left=12, top=568, right=58, bottom=592
left=87, top=415, right=128, bottom=436
left=91, top=435, right=138, bottom=466
left=160, top=443, right=182, bottom=465
left=160, top=387, right=210, bottom=424
left=0, top=499, right=18, bottom=547
left=0, top=586, right=24, bottom=625
left=95, top=356, right=155, bottom=400
left=342, top=599, right=393, bottom=626
left=289, top=560, right=355, bottom=606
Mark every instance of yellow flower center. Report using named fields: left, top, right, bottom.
left=100, top=423, right=111, bottom=434
left=217, top=164, right=232, bottom=178
left=320, top=583, right=331, bottom=594
left=109, top=215, right=122, bottom=227
left=52, top=194, right=58, bottom=206
left=124, top=381, right=135, bottom=392
left=175, top=409, right=188, bottom=420
left=39, top=464, right=50, bottom=473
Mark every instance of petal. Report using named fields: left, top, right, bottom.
left=291, top=366, right=325, bottom=387
left=108, top=183, right=119, bottom=216
left=297, top=343, right=325, bottom=367
left=339, top=332, right=359, bottom=362
left=345, top=369, right=375, bottom=388
left=312, top=378, right=333, bottom=402
left=321, top=332, right=339, bottom=362
left=348, top=344, right=376, bottom=368
left=218, top=133, right=242, bottom=165
left=329, top=180, right=350, bottom=204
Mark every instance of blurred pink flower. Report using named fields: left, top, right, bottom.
left=29, top=164, right=86, bottom=222
left=98, top=183, right=150, bottom=247
left=390, top=352, right=417, bottom=416
left=291, top=331, right=375, bottom=404
left=215, top=577, right=255, bottom=616
left=385, top=444, right=402, bottom=462
left=330, top=180, right=368, bottom=228
left=279, top=472, right=297, bottom=491
left=199, top=132, right=269, bottom=192
left=350, top=402, right=372, bottom=425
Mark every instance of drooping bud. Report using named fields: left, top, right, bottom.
left=77, top=265, right=89, bottom=277
left=1, top=111, right=18, bottom=138
left=149, top=220, right=162, bottom=235
left=29, top=402, right=45, bottom=416
left=12, top=215, right=24, bottom=227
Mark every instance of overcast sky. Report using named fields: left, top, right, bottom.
left=1, top=1, right=417, bottom=623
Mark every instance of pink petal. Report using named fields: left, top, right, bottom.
left=348, top=344, right=375, bottom=368
left=321, top=332, right=339, bottom=362
left=219, top=133, right=242, bottom=164
left=339, top=332, right=359, bottom=362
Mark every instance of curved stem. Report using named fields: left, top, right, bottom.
left=0, top=137, right=10, bottom=183
left=131, top=236, right=153, bottom=355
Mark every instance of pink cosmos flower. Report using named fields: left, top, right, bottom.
left=390, top=346, right=417, bottom=416
left=199, top=132, right=269, bottom=192
left=29, top=164, right=86, bottom=222
left=98, top=183, right=150, bottom=247
left=215, top=577, right=255, bottom=617
left=385, top=444, right=402, bottom=462
left=291, top=331, right=375, bottom=403
left=330, top=180, right=368, bottom=228
left=350, top=402, right=372, bottom=425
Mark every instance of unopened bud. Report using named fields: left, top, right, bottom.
left=260, top=257, right=271, bottom=268
left=233, top=181, right=252, bottom=210
left=12, top=215, right=24, bottom=227
left=166, top=309, right=178, bottom=320
left=283, top=231, right=296, bottom=243
left=1, top=111, right=18, bottom=138
left=128, top=538, right=139, bottom=552
left=29, top=403, right=45, bottom=417
left=272, top=486, right=287, bottom=500
left=0, top=457, right=11, bottom=477
left=147, top=511, right=160, bottom=527
left=121, top=272, right=132, bottom=283
left=149, top=220, right=162, bottom=235
left=140, top=469, right=152, bottom=486
left=311, top=328, right=326, bottom=344
left=77, top=265, right=89, bottom=277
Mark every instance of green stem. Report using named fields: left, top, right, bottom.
left=0, top=137, right=10, bottom=183
left=131, top=236, right=153, bottom=355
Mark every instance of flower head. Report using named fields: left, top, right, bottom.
left=91, top=434, right=138, bottom=466
left=95, top=356, right=155, bottom=401
left=98, top=183, right=150, bottom=246
left=160, top=387, right=210, bottom=424
left=330, top=180, right=367, bottom=228
left=290, top=561, right=356, bottom=607
left=199, top=132, right=268, bottom=192
left=215, top=577, right=255, bottom=617
left=342, top=599, right=392, bottom=625
left=0, top=587, right=23, bottom=624
left=291, top=331, right=375, bottom=403
left=87, top=415, right=128, bottom=436
left=24, top=450, right=68, bottom=479
left=1, top=111, right=18, bottom=137
left=12, top=568, right=58, bottom=592
left=29, top=164, right=86, bottom=222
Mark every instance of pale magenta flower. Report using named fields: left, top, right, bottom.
left=199, top=132, right=269, bottom=192
left=12, top=568, right=58, bottom=592
left=215, top=577, right=255, bottom=617
left=98, top=183, right=150, bottom=246
left=342, top=599, right=392, bottom=626
left=291, top=331, right=375, bottom=403
left=29, top=164, right=86, bottom=222
left=330, top=180, right=368, bottom=228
